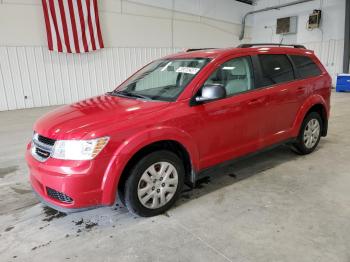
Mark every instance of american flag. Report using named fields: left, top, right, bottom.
left=42, top=0, right=104, bottom=53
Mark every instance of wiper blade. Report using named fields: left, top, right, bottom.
left=107, top=90, right=128, bottom=97
left=121, top=91, right=151, bottom=100
left=107, top=90, right=151, bottom=100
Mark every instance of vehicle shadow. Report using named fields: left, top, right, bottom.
left=175, top=144, right=304, bottom=208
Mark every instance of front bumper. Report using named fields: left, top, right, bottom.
left=26, top=145, right=114, bottom=210
left=31, top=186, right=102, bottom=213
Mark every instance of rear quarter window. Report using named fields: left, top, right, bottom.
left=258, top=54, right=295, bottom=86
left=290, top=55, right=322, bottom=79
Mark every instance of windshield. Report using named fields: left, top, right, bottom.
left=112, top=58, right=210, bottom=101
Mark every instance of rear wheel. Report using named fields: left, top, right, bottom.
left=292, top=112, right=322, bottom=155
left=122, top=150, right=184, bottom=217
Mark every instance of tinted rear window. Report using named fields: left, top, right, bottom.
left=290, top=55, right=322, bottom=79
left=258, top=54, right=294, bottom=86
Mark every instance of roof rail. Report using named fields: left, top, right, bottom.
left=184, top=48, right=216, bottom=52
left=237, top=43, right=306, bottom=49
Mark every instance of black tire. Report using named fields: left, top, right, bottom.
left=292, top=111, right=322, bottom=155
left=117, top=185, right=126, bottom=207
left=122, top=150, right=185, bottom=217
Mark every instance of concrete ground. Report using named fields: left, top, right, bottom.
left=0, top=91, right=350, bottom=262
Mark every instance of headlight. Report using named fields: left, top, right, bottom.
left=51, top=137, right=109, bottom=160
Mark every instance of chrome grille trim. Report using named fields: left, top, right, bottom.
left=38, top=135, right=55, bottom=146
left=33, top=138, right=53, bottom=151
left=31, top=133, right=56, bottom=162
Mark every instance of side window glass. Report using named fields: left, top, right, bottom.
left=258, top=54, right=294, bottom=86
left=290, top=55, right=322, bottom=79
left=204, top=56, right=254, bottom=96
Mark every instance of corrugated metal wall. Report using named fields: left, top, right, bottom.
left=0, top=41, right=344, bottom=111
left=303, top=39, right=344, bottom=86
left=0, top=46, right=181, bottom=111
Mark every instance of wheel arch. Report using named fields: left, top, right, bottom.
left=100, top=127, right=199, bottom=205
left=117, top=140, right=193, bottom=194
left=306, top=104, right=328, bottom=136
left=293, top=95, right=329, bottom=137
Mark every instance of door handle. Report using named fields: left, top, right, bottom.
left=248, top=97, right=265, bottom=105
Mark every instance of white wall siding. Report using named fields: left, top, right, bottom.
left=0, top=41, right=343, bottom=112
left=0, top=46, right=181, bottom=111
left=303, top=40, right=344, bottom=85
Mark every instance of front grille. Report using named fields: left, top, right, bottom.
left=31, top=133, right=56, bottom=162
left=35, top=147, right=50, bottom=158
left=38, top=135, right=55, bottom=146
left=46, top=187, right=73, bottom=203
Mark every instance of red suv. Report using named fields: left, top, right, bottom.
left=26, top=44, right=331, bottom=217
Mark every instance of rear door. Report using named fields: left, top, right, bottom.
left=289, top=54, right=324, bottom=100
left=254, top=54, right=303, bottom=145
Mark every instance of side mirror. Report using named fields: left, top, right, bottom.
left=194, top=84, right=226, bottom=103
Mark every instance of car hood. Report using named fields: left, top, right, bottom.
left=34, top=95, right=170, bottom=139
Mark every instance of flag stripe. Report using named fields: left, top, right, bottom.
left=76, top=0, right=89, bottom=52
left=46, top=0, right=58, bottom=51
left=72, top=0, right=85, bottom=53
left=58, top=0, right=71, bottom=53
left=93, top=0, right=104, bottom=49
left=86, top=0, right=96, bottom=50
left=89, top=0, right=98, bottom=49
left=41, top=0, right=104, bottom=53
left=63, top=0, right=77, bottom=53
left=67, top=0, right=80, bottom=53
left=48, top=0, right=63, bottom=52
left=54, top=0, right=67, bottom=52
left=42, top=0, right=53, bottom=51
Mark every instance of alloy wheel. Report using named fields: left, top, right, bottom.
left=137, top=162, right=179, bottom=209
left=303, top=118, right=320, bottom=149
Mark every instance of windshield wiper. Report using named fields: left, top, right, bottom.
left=107, top=90, right=152, bottom=100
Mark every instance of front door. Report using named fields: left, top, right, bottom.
left=190, top=55, right=269, bottom=170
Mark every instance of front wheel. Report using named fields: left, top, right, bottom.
left=292, top=112, right=322, bottom=155
left=122, top=150, right=184, bottom=217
